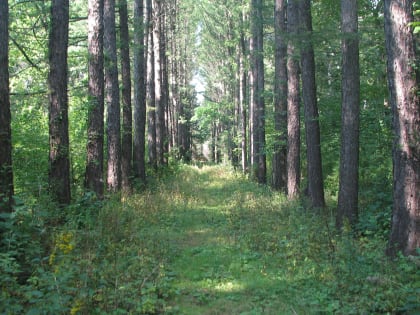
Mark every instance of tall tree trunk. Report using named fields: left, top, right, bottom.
left=178, top=17, right=192, bottom=163
left=147, top=0, right=157, bottom=169
left=238, top=28, right=248, bottom=172
left=160, top=8, right=169, bottom=165
left=153, top=0, right=166, bottom=167
left=272, top=0, right=287, bottom=192
left=133, top=0, right=147, bottom=183
left=0, top=0, right=13, bottom=213
left=384, top=0, right=419, bottom=256
left=85, top=0, right=105, bottom=198
left=299, top=0, right=325, bottom=208
left=240, top=47, right=248, bottom=173
left=256, top=0, right=266, bottom=184
left=250, top=14, right=257, bottom=177
left=48, top=0, right=71, bottom=205
left=250, top=0, right=266, bottom=184
left=104, top=0, right=121, bottom=192
left=234, top=70, right=240, bottom=168
left=168, top=2, right=179, bottom=158
left=119, top=0, right=133, bottom=191
left=286, top=0, right=301, bottom=198
left=337, top=0, right=360, bottom=229
left=239, top=7, right=248, bottom=173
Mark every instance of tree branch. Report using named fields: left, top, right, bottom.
left=9, top=35, right=42, bottom=72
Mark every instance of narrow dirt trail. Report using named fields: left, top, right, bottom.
left=159, top=166, right=296, bottom=315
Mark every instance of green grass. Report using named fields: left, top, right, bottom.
left=133, top=165, right=418, bottom=314
left=1, top=164, right=419, bottom=314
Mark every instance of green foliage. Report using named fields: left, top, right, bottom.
left=1, top=165, right=417, bottom=314
left=9, top=0, right=50, bottom=199
left=9, top=0, right=89, bottom=200
left=0, top=190, right=175, bottom=314
left=163, top=166, right=418, bottom=314
left=411, top=2, right=420, bottom=34
left=3, top=0, right=412, bottom=312
left=11, top=99, right=49, bottom=198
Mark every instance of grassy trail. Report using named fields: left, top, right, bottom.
left=2, top=165, right=416, bottom=314
left=133, top=165, right=416, bottom=314
left=156, top=166, right=298, bottom=314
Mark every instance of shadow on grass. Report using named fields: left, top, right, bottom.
left=132, top=165, right=417, bottom=315
left=149, top=166, right=306, bottom=314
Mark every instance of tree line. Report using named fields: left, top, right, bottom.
left=1, top=0, right=197, bottom=198
left=189, top=0, right=418, bottom=256
left=0, top=0, right=418, bottom=256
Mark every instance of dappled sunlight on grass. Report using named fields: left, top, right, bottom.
left=213, top=280, right=245, bottom=293
left=14, top=164, right=413, bottom=314
left=141, top=164, right=418, bottom=314
left=153, top=165, right=308, bottom=313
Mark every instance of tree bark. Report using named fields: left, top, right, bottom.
left=179, top=16, right=193, bottom=163
left=0, top=0, right=13, bottom=213
left=160, top=6, right=169, bottom=165
left=147, top=0, right=157, bottom=169
left=384, top=0, right=419, bottom=256
left=133, top=0, right=147, bottom=183
left=48, top=0, right=71, bottom=205
left=299, top=0, right=325, bottom=208
left=168, top=2, right=180, bottom=159
left=239, top=15, right=248, bottom=173
left=250, top=0, right=266, bottom=184
left=272, top=0, right=287, bottom=192
left=287, top=0, right=301, bottom=198
left=337, top=0, right=360, bottom=229
left=119, top=0, right=133, bottom=191
left=104, top=0, right=121, bottom=192
left=85, top=0, right=105, bottom=198
left=153, top=0, right=166, bottom=167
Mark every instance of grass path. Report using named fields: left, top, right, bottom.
left=132, top=165, right=415, bottom=314
left=2, top=166, right=415, bottom=314
left=155, top=166, right=298, bottom=314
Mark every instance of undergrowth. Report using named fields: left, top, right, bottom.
left=1, top=164, right=419, bottom=314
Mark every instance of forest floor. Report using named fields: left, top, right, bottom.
left=133, top=165, right=418, bottom=314
left=3, top=164, right=418, bottom=314
left=161, top=165, right=299, bottom=314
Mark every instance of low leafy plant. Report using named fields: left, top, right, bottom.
left=1, top=165, right=418, bottom=314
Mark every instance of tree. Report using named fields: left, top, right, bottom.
left=85, top=0, right=105, bottom=198
left=173, top=7, right=191, bottom=162
left=337, top=0, right=360, bottom=229
left=119, top=0, right=133, bottom=191
left=250, top=0, right=266, bottom=184
left=287, top=0, right=301, bottom=198
left=172, top=0, right=196, bottom=163
left=48, top=0, right=71, bottom=205
left=299, top=0, right=325, bottom=208
left=160, top=2, right=170, bottom=164
left=239, top=8, right=248, bottom=173
left=272, top=0, right=287, bottom=191
left=153, top=0, right=167, bottom=167
left=147, top=0, right=157, bottom=169
left=384, top=0, right=419, bottom=256
left=133, top=0, right=147, bottom=182
left=167, top=0, right=180, bottom=158
left=104, top=0, right=121, bottom=192
left=0, top=0, right=13, bottom=213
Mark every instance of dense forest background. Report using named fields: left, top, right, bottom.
left=0, top=0, right=418, bottom=313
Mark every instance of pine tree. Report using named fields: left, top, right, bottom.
left=299, top=0, right=325, bottom=208
left=385, top=0, right=419, bottom=256
left=337, top=0, right=360, bottom=229
left=85, top=0, right=105, bottom=198
left=286, top=0, right=301, bottom=198
left=0, top=0, right=13, bottom=213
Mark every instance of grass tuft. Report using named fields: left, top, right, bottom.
left=1, top=164, right=418, bottom=314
